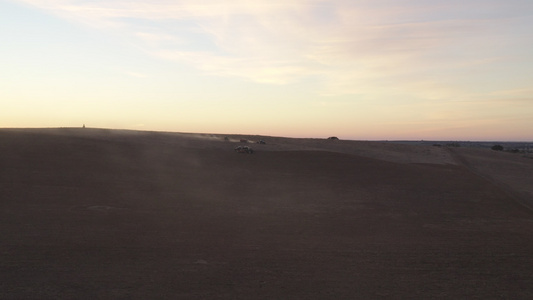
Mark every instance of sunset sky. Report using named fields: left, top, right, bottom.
left=2, top=0, right=532, bottom=140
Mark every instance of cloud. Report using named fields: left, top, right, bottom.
left=489, top=88, right=533, bottom=99
left=15, top=0, right=533, bottom=95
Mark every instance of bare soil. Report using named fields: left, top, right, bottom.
left=1, top=128, right=532, bottom=299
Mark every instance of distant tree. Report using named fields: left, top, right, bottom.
left=328, top=136, right=339, bottom=140
left=446, top=142, right=460, bottom=147
left=491, top=145, right=504, bottom=151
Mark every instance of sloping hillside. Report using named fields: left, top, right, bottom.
left=1, top=128, right=532, bottom=299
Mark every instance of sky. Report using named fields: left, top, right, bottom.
left=2, top=0, right=533, bottom=141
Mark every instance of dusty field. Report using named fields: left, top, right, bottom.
left=1, top=128, right=532, bottom=299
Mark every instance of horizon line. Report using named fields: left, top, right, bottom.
left=1, top=126, right=532, bottom=143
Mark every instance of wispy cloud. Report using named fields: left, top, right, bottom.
left=15, top=0, right=533, bottom=95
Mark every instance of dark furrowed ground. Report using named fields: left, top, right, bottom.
left=1, top=129, right=533, bottom=299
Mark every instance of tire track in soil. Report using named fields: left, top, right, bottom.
left=446, top=147, right=533, bottom=212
